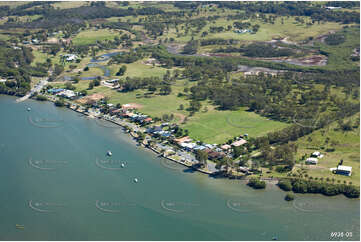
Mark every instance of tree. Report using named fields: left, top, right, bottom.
left=116, top=65, right=127, bottom=76
left=195, top=150, right=208, bottom=168
left=189, top=100, right=201, bottom=112
left=65, top=82, right=75, bottom=90
left=88, top=82, right=94, bottom=90
left=285, top=193, right=295, bottom=201
left=160, top=85, right=171, bottom=95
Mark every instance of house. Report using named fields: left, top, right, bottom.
left=221, top=144, right=231, bottom=150
left=109, top=108, right=121, bottom=115
left=306, top=157, right=318, bottom=165
left=333, top=165, right=352, bottom=176
left=205, top=149, right=225, bottom=160
left=143, top=117, right=152, bottom=123
left=311, top=151, right=321, bottom=157
left=238, top=166, right=250, bottom=173
left=193, top=145, right=207, bottom=151
left=63, top=54, right=78, bottom=62
left=180, top=142, right=197, bottom=151
left=146, top=126, right=163, bottom=134
left=232, top=139, right=247, bottom=147
left=57, top=89, right=76, bottom=99
left=325, top=6, right=341, bottom=10
left=161, top=123, right=169, bottom=127
left=174, top=136, right=192, bottom=144
left=48, top=88, right=64, bottom=94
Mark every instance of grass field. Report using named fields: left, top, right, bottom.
left=109, top=60, right=170, bottom=78
left=183, top=107, right=290, bottom=144
left=51, top=1, right=89, bottom=9
left=72, top=29, right=119, bottom=46
left=294, top=114, right=360, bottom=185
left=163, top=15, right=344, bottom=44
left=316, top=26, right=360, bottom=70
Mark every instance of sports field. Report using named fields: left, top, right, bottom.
left=183, top=107, right=290, bottom=144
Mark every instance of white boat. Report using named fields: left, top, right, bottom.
left=134, top=178, right=138, bottom=183
left=107, top=150, right=112, bottom=156
left=27, top=107, right=31, bottom=111
left=121, top=163, right=125, bottom=168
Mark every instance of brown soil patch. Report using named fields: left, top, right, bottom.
left=174, top=113, right=186, bottom=124
left=127, top=103, right=143, bottom=109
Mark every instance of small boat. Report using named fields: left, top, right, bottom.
left=272, top=236, right=278, bottom=240
left=121, top=163, right=125, bottom=168
left=107, top=150, right=112, bottom=156
left=27, top=107, right=31, bottom=111
left=134, top=178, right=138, bottom=183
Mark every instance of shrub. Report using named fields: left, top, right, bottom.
left=278, top=179, right=292, bottom=191
left=36, top=95, right=47, bottom=101
left=285, top=193, right=295, bottom=201
left=54, top=99, right=65, bottom=107
left=247, top=177, right=266, bottom=189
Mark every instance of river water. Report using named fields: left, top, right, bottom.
left=0, top=95, right=359, bottom=240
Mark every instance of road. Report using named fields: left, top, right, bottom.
left=16, top=79, right=48, bottom=103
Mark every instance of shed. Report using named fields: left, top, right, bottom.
left=335, top=165, right=352, bottom=176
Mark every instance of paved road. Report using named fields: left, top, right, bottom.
left=16, top=79, right=48, bottom=103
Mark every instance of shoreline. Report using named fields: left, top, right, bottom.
left=6, top=93, right=359, bottom=198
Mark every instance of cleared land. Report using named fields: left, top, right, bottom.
left=294, top=114, right=360, bottom=185
left=163, top=15, right=344, bottom=44
left=72, top=29, right=120, bottom=46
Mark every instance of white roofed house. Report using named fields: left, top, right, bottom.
left=305, top=157, right=318, bottom=165
left=63, top=54, right=79, bottom=62
left=332, top=165, right=352, bottom=176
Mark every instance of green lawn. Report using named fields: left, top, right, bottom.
left=72, top=29, right=119, bottom=46
left=315, top=26, right=360, bottom=70
left=163, top=15, right=344, bottom=44
left=51, top=1, right=89, bottom=9
left=109, top=60, right=170, bottom=78
left=295, top=114, right=360, bottom=185
left=183, top=107, right=290, bottom=144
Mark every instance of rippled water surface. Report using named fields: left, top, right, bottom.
left=0, top=95, right=359, bottom=240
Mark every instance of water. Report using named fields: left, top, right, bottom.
left=0, top=95, right=359, bottom=240
left=63, top=51, right=122, bottom=81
